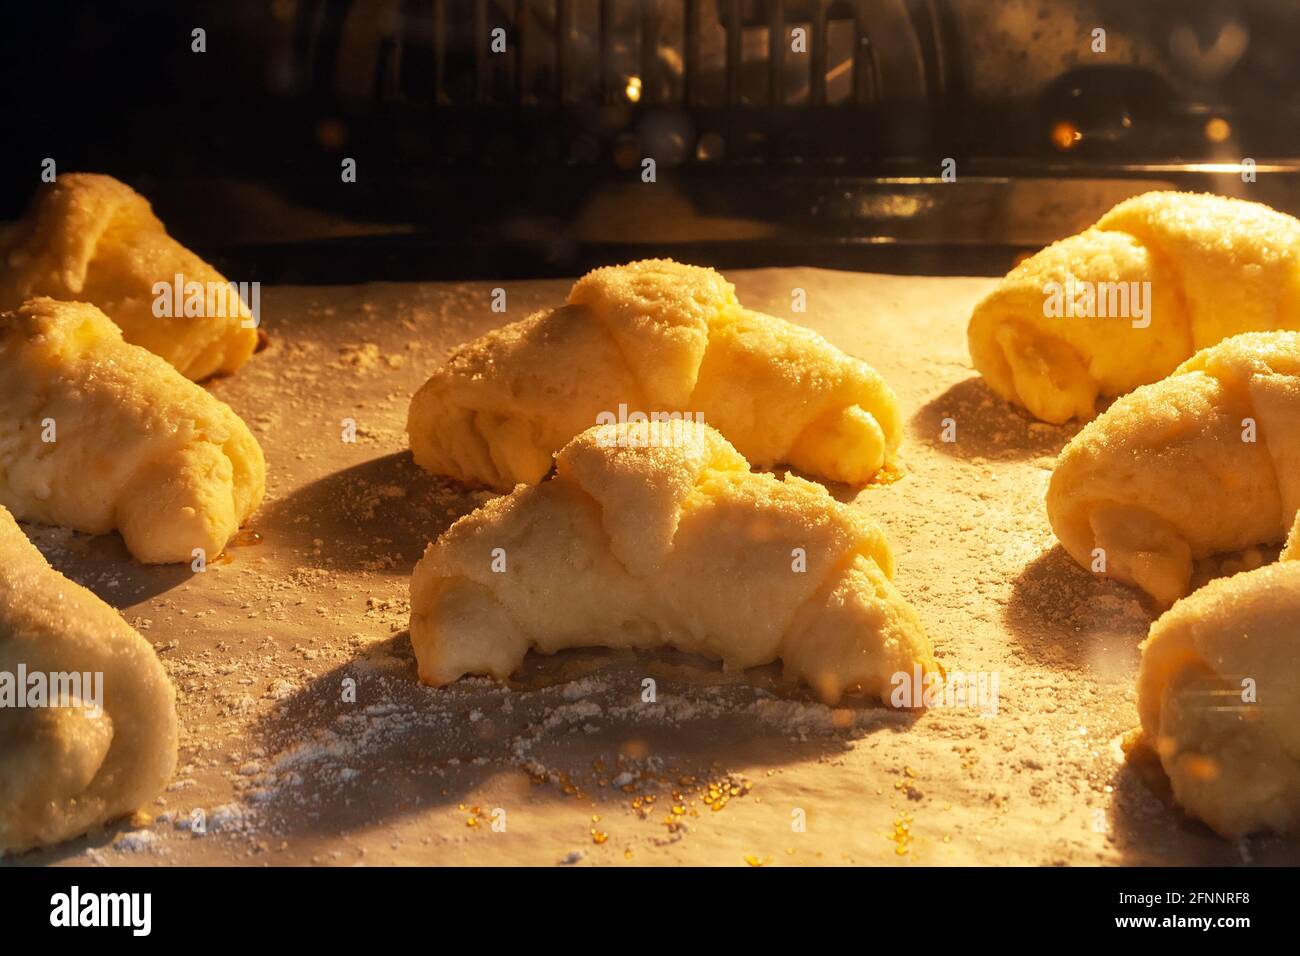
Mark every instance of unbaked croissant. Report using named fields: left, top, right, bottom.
left=0, top=173, right=258, bottom=380
left=410, top=420, right=936, bottom=705
left=1047, top=331, right=1300, bottom=606
left=407, top=259, right=902, bottom=491
left=0, top=505, right=177, bottom=853
left=0, top=298, right=265, bottom=564
left=969, top=191, right=1300, bottom=423
left=1137, top=512, right=1300, bottom=838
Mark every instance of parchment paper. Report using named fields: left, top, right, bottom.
left=14, top=268, right=1296, bottom=867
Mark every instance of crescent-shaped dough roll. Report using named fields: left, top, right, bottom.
left=1137, top=516, right=1300, bottom=837
left=407, top=259, right=902, bottom=491
left=410, top=419, right=936, bottom=705
left=969, top=191, right=1300, bottom=423
left=1046, top=331, right=1300, bottom=606
left=0, top=505, right=177, bottom=854
left=0, top=297, right=266, bottom=564
left=0, top=173, right=258, bottom=380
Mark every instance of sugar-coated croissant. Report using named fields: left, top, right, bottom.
left=407, top=259, right=901, bottom=491
left=0, top=298, right=265, bottom=564
left=969, top=191, right=1300, bottom=423
left=0, top=173, right=258, bottom=380
left=0, top=505, right=177, bottom=854
left=410, top=420, right=936, bottom=705
left=1138, top=514, right=1300, bottom=838
left=1047, top=331, right=1300, bottom=606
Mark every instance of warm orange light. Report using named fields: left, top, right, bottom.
left=624, top=75, right=642, bottom=103
left=1205, top=117, right=1231, bottom=143
left=315, top=118, right=347, bottom=150
left=1050, top=120, right=1082, bottom=151
left=1184, top=754, right=1221, bottom=782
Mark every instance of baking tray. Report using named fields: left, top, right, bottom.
left=11, top=268, right=1297, bottom=867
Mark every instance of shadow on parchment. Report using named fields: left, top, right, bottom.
left=910, top=375, right=1079, bottom=462
left=257, top=450, right=482, bottom=576
left=1105, top=735, right=1300, bottom=865
left=1004, top=546, right=1300, bottom=864
left=245, top=633, right=921, bottom=841
left=999, top=547, right=1300, bottom=864
left=22, top=522, right=193, bottom=605
left=1003, top=544, right=1156, bottom=671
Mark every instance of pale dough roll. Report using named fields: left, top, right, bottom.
left=1138, top=548, right=1300, bottom=838
left=692, top=307, right=901, bottom=485
left=410, top=420, right=936, bottom=705
left=408, top=304, right=651, bottom=489
left=969, top=191, right=1300, bottom=423
left=408, top=259, right=902, bottom=490
left=0, top=505, right=177, bottom=854
left=0, top=173, right=258, bottom=380
left=1046, top=331, right=1300, bottom=605
left=0, top=297, right=265, bottom=563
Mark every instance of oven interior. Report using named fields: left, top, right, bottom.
left=6, top=0, right=1300, bottom=279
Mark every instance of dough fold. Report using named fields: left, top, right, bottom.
left=0, top=505, right=177, bottom=853
left=0, top=297, right=265, bottom=563
left=1046, top=331, right=1300, bottom=605
left=0, top=173, right=258, bottom=380
left=409, top=420, right=936, bottom=705
left=1138, top=511, right=1300, bottom=837
left=407, top=259, right=902, bottom=490
left=969, top=191, right=1300, bottom=422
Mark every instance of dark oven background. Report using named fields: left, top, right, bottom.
left=3, top=0, right=1300, bottom=281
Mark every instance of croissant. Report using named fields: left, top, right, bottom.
left=407, top=259, right=902, bottom=491
left=969, top=191, right=1300, bottom=423
left=1046, top=331, right=1300, bottom=606
left=1137, top=513, right=1300, bottom=837
left=410, top=420, right=936, bottom=705
left=0, top=298, right=265, bottom=564
left=0, top=505, right=177, bottom=853
left=0, top=173, right=258, bottom=380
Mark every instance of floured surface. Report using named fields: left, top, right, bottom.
left=8, top=268, right=1298, bottom=867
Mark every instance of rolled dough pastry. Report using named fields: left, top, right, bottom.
left=0, top=173, right=258, bottom=380
left=0, top=505, right=177, bottom=854
left=969, top=191, right=1300, bottom=423
left=1047, top=331, right=1300, bottom=605
left=0, top=297, right=265, bottom=563
left=410, top=419, right=936, bottom=705
left=408, top=259, right=901, bottom=490
left=1137, top=511, right=1300, bottom=837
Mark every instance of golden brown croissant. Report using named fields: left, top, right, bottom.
left=408, top=259, right=902, bottom=490
left=1047, top=331, right=1300, bottom=605
left=1138, top=513, right=1300, bottom=837
left=0, top=298, right=265, bottom=564
left=969, top=191, right=1300, bottom=423
left=0, top=173, right=258, bottom=380
left=0, top=505, right=177, bottom=853
left=410, top=420, right=936, bottom=705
